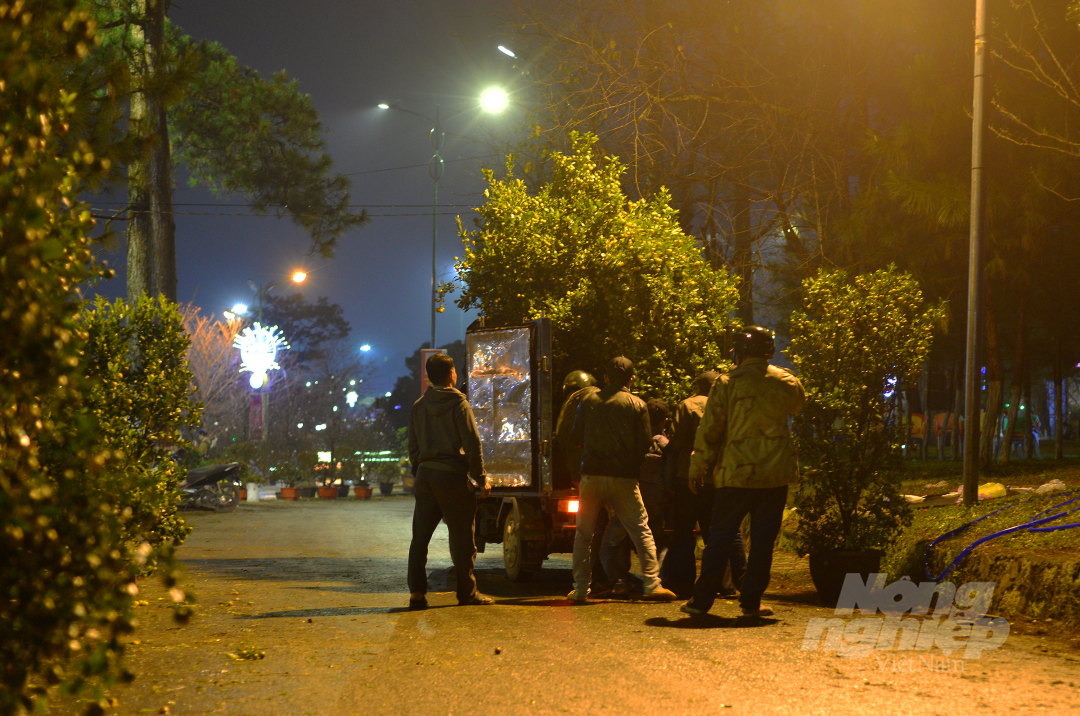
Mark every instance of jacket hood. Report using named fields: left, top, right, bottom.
left=422, top=386, right=467, bottom=416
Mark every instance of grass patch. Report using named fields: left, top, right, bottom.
left=883, top=485, right=1080, bottom=581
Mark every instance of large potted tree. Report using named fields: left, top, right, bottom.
left=787, top=266, right=944, bottom=606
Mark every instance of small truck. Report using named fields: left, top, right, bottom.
left=466, top=318, right=581, bottom=580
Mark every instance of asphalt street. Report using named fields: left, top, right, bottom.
left=51, top=496, right=1080, bottom=715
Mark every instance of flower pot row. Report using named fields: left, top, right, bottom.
left=278, top=485, right=373, bottom=501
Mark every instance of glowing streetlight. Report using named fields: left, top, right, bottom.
left=360, top=344, right=371, bottom=352
left=480, top=86, right=509, bottom=113
left=292, top=271, right=307, bottom=283
left=497, top=45, right=516, bottom=58
left=346, top=390, right=359, bottom=408
left=377, top=85, right=509, bottom=349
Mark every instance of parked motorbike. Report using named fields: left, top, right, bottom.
left=181, top=462, right=242, bottom=512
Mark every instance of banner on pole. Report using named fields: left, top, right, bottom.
left=420, top=348, right=448, bottom=396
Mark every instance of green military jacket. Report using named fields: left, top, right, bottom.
left=688, top=357, right=805, bottom=489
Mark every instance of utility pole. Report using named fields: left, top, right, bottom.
left=963, top=0, right=988, bottom=506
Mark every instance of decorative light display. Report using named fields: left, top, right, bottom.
left=234, top=323, right=289, bottom=390
left=346, top=390, right=358, bottom=408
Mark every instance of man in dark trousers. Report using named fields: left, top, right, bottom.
left=660, top=371, right=746, bottom=598
left=407, top=353, right=493, bottom=608
left=682, top=327, right=804, bottom=619
left=568, top=356, right=677, bottom=602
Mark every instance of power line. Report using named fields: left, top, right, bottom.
left=343, top=153, right=500, bottom=177
left=91, top=209, right=478, bottom=220
left=89, top=202, right=477, bottom=208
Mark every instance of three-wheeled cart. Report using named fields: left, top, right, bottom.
left=467, top=318, right=581, bottom=580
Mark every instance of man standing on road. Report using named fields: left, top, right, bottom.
left=681, top=328, right=804, bottom=619
left=568, top=357, right=677, bottom=602
left=660, top=371, right=746, bottom=598
left=407, top=353, right=493, bottom=609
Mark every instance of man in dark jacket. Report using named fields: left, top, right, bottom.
left=568, top=357, right=677, bottom=602
left=660, top=371, right=745, bottom=598
left=407, top=353, right=493, bottom=608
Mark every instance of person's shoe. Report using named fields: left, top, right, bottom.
left=641, top=586, right=678, bottom=602
left=680, top=601, right=708, bottom=615
left=567, top=589, right=589, bottom=603
left=458, top=593, right=495, bottom=606
left=718, top=588, right=739, bottom=600
left=741, top=605, right=774, bottom=618
left=610, top=579, right=632, bottom=597
left=408, top=597, right=428, bottom=610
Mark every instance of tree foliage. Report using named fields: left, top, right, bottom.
left=451, top=134, right=739, bottom=400
left=180, top=304, right=245, bottom=442
left=261, top=292, right=351, bottom=366
left=169, top=40, right=368, bottom=258
left=787, top=267, right=945, bottom=552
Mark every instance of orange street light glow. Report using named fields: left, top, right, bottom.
left=292, top=271, right=307, bottom=283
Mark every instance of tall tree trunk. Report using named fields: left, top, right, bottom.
left=951, top=361, right=963, bottom=461
left=999, top=293, right=1026, bottom=462
left=979, top=286, right=1003, bottom=467
left=919, top=363, right=930, bottom=461
left=126, top=81, right=151, bottom=298
left=732, top=179, right=753, bottom=325
left=1023, top=369, right=1034, bottom=459
left=125, top=0, right=175, bottom=302
left=1054, top=337, right=1065, bottom=459
left=147, top=0, right=176, bottom=301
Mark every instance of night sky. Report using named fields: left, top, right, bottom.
left=92, top=0, right=516, bottom=394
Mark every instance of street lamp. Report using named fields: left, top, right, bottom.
left=247, top=270, right=306, bottom=324
left=377, top=86, right=509, bottom=350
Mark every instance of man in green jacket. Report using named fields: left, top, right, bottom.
left=681, top=327, right=805, bottom=618
left=407, top=353, right=493, bottom=608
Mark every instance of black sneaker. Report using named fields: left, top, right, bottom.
left=408, top=597, right=428, bottom=610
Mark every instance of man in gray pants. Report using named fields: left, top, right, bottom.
left=407, top=353, right=493, bottom=608
left=568, top=357, right=677, bottom=602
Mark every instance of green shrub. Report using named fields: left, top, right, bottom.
left=788, top=266, right=945, bottom=552
left=450, top=132, right=739, bottom=400
left=80, top=296, right=201, bottom=551
left=0, top=3, right=146, bottom=712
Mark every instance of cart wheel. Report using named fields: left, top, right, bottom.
left=503, top=509, right=534, bottom=582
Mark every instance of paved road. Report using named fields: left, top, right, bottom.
left=54, top=497, right=1080, bottom=715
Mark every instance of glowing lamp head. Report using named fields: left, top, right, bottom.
left=497, top=45, right=516, bottom=57
left=231, top=303, right=248, bottom=315
left=291, top=271, right=307, bottom=283
left=360, top=344, right=371, bottom=352
left=234, top=323, right=289, bottom=386
left=346, top=391, right=358, bottom=408
left=480, top=86, right=509, bottom=114
left=377, top=103, right=390, bottom=110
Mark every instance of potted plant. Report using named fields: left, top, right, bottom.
left=296, top=450, right=318, bottom=498
left=376, top=464, right=396, bottom=496
left=787, top=267, right=944, bottom=606
left=277, top=463, right=302, bottom=501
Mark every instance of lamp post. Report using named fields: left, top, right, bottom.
left=230, top=270, right=306, bottom=441
left=378, top=87, right=509, bottom=350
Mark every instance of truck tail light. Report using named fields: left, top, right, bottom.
left=558, top=499, right=579, bottom=513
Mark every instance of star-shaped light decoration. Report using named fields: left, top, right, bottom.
left=233, top=323, right=289, bottom=389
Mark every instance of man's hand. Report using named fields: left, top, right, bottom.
left=688, top=474, right=703, bottom=495
left=481, top=477, right=491, bottom=498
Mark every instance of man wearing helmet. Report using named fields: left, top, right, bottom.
left=681, top=326, right=805, bottom=619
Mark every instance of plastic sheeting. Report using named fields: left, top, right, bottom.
left=468, top=328, right=533, bottom=488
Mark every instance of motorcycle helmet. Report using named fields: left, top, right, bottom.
left=562, top=370, right=598, bottom=394
left=733, top=326, right=775, bottom=359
